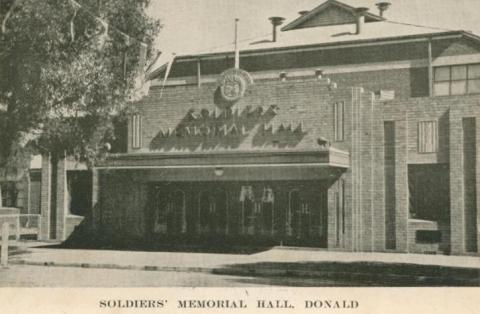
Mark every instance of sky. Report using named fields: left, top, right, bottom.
left=147, top=0, right=480, bottom=68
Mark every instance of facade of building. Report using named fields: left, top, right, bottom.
left=1, top=155, right=91, bottom=241
left=26, top=0, right=480, bottom=255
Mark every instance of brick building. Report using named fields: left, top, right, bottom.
left=38, top=0, right=480, bottom=255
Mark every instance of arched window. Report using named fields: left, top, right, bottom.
left=154, top=189, right=169, bottom=234
left=198, top=191, right=213, bottom=233
left=171, top=190, right=186, bottom=234
left=240, top=186, right=255, bottom=235
left=261, top=187, right=274, bottom=236
left=214, top=188, right=228, bottom=234
left=288, top=190, right=301, bottom=237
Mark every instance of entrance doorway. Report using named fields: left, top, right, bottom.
left=153, top=187, right=186, bottom=234
left=148, top=181, right=328, bottom=247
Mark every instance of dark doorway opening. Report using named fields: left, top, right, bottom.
left=67, top=171, right=92, bottom=216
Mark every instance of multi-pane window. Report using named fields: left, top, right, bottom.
left=1, top=182, right=17, bottom=207
left=334, top=101, right=344, bottom=141
left=132, top=114, right=142, bottom=149
left=433, top=64, right=480, bottom=96
left=418, top=121, right=438, bottom=153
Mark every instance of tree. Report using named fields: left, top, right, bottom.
left=0, top=0, right=160, bottom=207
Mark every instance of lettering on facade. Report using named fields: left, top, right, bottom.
left=159, top=121, right=305, bottom=138
left=159, top=105, right=279, bottom=138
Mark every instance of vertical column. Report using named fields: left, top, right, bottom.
left=1, top=223, right=8, bottom=267
left=342, top=172, right=354, bottom=251
left=55, top=156, right=68, bottom=241
left=463, top=118, right=477, bottom=253
left=384, top=121, right=396, bottom=250
left=196, top=58, right=202, bottom=87
left=91, top=168, right=99, bottom=231
left=327, top=184, right=338, bottom=249
left=349, top=88, right=361, bottom=252
left=39, top=154, right=51, bottom=240
left=360, top=93, right=374, bottom=251
left=476, top=118, right=480, bottom=255
left=449, top=114, right=465, bottom=255
left=394, top=119, right=409, bottom=252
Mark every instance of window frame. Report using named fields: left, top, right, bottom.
left=417, top=120, right=438, bottom=154
left=433, top=63, right=480, bottom=96
left=333, top=101, right=345, bottom=142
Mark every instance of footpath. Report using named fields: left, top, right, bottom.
left=8, top=242, right=480, bottom=286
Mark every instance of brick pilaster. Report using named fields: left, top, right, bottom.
left=449, top=113, right=465, bottom=255
left=39, top=154, right=51, bottom=240
left=394, top=118, right=409, bottom=253
left=477, top=119, right=480, bottom=255
left=55, top=157, right=68, bottom=241
left=91, top=168, right=99, bottom=230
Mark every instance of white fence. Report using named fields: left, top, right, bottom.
left=0, top=208, right=42, bottom=240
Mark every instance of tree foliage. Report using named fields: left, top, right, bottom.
left=0, top=0, right=160, bottom=172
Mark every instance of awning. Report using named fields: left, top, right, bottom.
left=96, top=148, right=349, bottom=181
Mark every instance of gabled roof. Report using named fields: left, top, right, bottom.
left=147, top=19, right=478, bottom=80
left=175, top=21, right=466, bottom=60
left=281, top=0, right=384, bottom=31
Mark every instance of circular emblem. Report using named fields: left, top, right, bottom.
left=218, top=68, right=253, bottom=104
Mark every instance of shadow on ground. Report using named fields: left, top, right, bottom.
left=37, top=232, right=274, bottom=255
left=214, top=261, right=480, bottom=287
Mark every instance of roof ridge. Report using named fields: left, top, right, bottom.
left=281, top=0, right=383, bottom=32
left=383, top=19, right=455, bottom=32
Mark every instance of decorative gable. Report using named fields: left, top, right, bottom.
left=282, top=0, right=383, bottom=31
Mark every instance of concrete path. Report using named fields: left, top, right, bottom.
left=253, top=247, right=480, bottom=269
left=9, top=244, right=480, bottom=272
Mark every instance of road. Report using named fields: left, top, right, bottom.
left=0, top=265, right=353, bottom=287
left=0, top=265, right=264, bottom=287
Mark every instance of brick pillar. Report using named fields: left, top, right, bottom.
left=360, top=92, right=374, bottom=252
left=463, top=118, right=477, bottom=253
left=39, top=154, right=51, bottom=240
left=349, top=87, right=362, bottom=252
left=91, top=168, right=99, bottom=231
left=394, top=119, right=408, bottom=253
left=327, top=183, right=338, bottom=250
left=477, top=120, right=480, bottom=255
left=449, top=114, right=465, bottom=255
left=55, top=157, right=68, bottom=241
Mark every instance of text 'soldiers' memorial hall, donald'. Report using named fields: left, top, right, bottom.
left=28, top=0, right=480, bottom=256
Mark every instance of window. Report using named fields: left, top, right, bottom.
left=199, top=191, right=213, bottom=231
left=418, top=121, right=438, bottom=153
left=132, top=114, right=142, bottom=149
left=334, top=101, right=344, bottom=141
left=408, top=164, right=449, bottom=221
left=433, top=64, right=480, bottom=96
left=261, top=187, right=274, bottom=235
left=171, top=190, right=186, bottom=234
left=1, top=182, right=18, bottom=208
left=240, top=186, right=255, bottom=235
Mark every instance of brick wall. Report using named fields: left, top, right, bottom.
left=378, top=95, right=480, bottom=255
left=134, top=77, right=353, bottom=154
left=101, top=72, right=480, bottom=255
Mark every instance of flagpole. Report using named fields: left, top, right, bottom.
left=160, top=53, right=176, bottom=98
left=234, top=18, right=240, bottom=69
